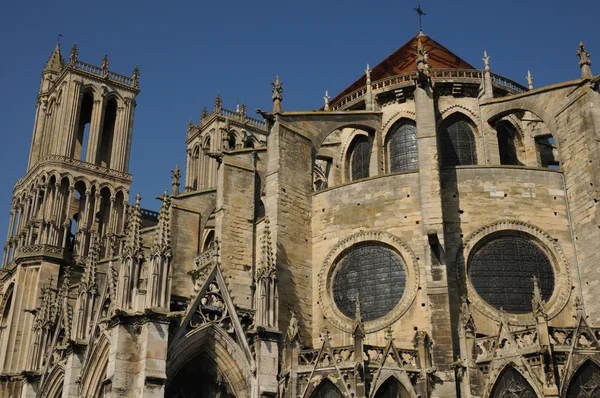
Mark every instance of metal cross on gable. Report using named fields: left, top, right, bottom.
left=414, top=4, right=426, bottom=33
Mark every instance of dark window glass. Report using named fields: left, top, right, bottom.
left=567, top=361, right=600, bottom=398
left=469, top=235, right=554, bottom=314
left=439, top=115, right=477, bottom=167
left=375, top=378, right=409, bottom=398
left=333, top=244, right=406, bottom=321
left=311, top=380, right=343, bottom=398
left=491, top=367, right=537, bottom=398
left=388, top=121, right=419, bottom=173
left=350, top=136, right=371, bottom=181
left=497, top=122, right=520, bottom=165
left=166, top=354, right=236, bottom=398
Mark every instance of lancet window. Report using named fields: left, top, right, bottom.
left=386, top=120, right=418, bottom=173
left=348, top=135, right=371, bottom=181
left=439, top=114, right=477, bottom=167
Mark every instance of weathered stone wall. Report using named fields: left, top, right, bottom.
left=312, top=172, right=426, bottom=347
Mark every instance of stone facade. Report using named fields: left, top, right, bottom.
left=1, top=33, right=600, bottom=398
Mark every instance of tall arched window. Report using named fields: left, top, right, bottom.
left=348, top=135, right=371, bottom=181
left=496, top=121, right=521, bottom=165
left=74, top=92, right=94, bottom=161
left=491, top=367, right=536, bottom=398
left=97, top=99, right=117, bottom=168
left=386, top=120, right=418, bottom=173
left=439, top=114, right=477, bottom=167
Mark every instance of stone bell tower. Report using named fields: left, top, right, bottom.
left=0, top=41, right=139, bottom=391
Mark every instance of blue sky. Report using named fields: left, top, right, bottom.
left=0, top=0, right=599, bottom=235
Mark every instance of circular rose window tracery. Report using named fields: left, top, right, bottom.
left=469, top=234, right=554, bottom=314
left=332, top=243, right=406, bottom=321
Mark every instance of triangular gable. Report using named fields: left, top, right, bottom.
left=330, top=33, right=475, bottom=105
left=368, top=334, right=414, bottom=398
left=301, top=330, right=353, bottom=398
left=170, top=264, right=253, bottom=363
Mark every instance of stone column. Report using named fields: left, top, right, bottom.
left=414, top=77, right=455, bottom=391
left=63, top=81, right=83, bottom=157
left=62, top=350, right=84, bottom=398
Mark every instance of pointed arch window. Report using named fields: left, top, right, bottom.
left=491, top=367, right=537, bottom=398
left=348, top=135, right=371, bottom=181
left=375, top=377, right=410, bottom=398
left=567, top=361, right=600, bottom=398
left=311, top=379, right=343, bottom=398
left=387, top=120, right=418, bottom=173
left=439, top=114, right=477, bottom=167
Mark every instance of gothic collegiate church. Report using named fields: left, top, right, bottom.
left=1, top=23, right=600, bottom=398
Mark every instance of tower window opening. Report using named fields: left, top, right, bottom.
left=227, top=134, right=237, bottom=150
left=496, top=122, right=521, bottom=166
left=98, top=99, right=117, bottom=168
left=74, top=92, right=94, bottom=162
left=535, top=135, right=559, bottom=169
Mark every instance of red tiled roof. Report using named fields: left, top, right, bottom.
left=330, top=34, right=476, bottom=105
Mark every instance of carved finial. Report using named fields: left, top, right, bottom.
left=416, top=38, right=430, bottom=81
left=525, top=70, right=534, bottom=90
left=365, top=64, right=372, bottom=85
left=271, top=75, right=283, bottom=114
left=483, top=50, right=491, bottom=71
left=287, top=310, right=301, bottom=343
left=531, top=276, right=547, bottom=319
left=320, top=327, right=330, bottom=343
left=124, top=194, right=143, bottom=259
left=58, top=266, right=71, bottom=302
left=101, top=54, right=109, bottom=78
left=201, top=105, right=208, bottom=120
left=171, top=165, right=181, bottom=196
left=152, top=190, right=172, bottom=253
left=214, top=93, right=223, bottom=110
left=132, top=65, right=140, bottom=88
left=81, top=233, right=99, bottom=295
left=323, top=90, right=330, bottom=111
left=187, top=118, right=194, bottom=131
left=577, top=42, right=593, bottom=79
left=240, top=102, right=247, bottom=119
left=69, top=43, right=78, bottom=65
left=575, top=296, right=584, bottom=317
left=260, top=217, right=274, bottom=270
left=459, top=295, right=475, bottom=334
left=385, top=325, right=394, bottom=341
left=353, top=294, right=365, bottom=338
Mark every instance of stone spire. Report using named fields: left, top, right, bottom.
left=261, top=217, right=274, bottom=270
left=214, top=93, right=223, bottom=111
left=365, top=64, right=372, bottom=85
left=240, top=101, right=247, bottom=119
left=132, top=65, right=140, bottom=89
left=101, top=54, right=110, bottom=78
left=152, top=190, right=171, bottom=252
left=271, top=75, right=283, bottom=114
left=323, top=90, right=330, bottom=111
left=255, top=218, right=278, bottom=328
left=171, top=165, right=181, bottom=196
left=365, top=64, right=375, bottom=110
left=201, top=105, right=208, bottom=120
left=526, top=70, right=534, bottom=90
left=123, top=193, right=143, bottom=258
left=69, top=43, right=78, bottom=66
left=187, top=118, right=194, bottom=132
left=80, top=233, right=99, bottom=295
left=577, top=42, right=593, bottom=79
left=43, top=42, right=64, bottom=73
